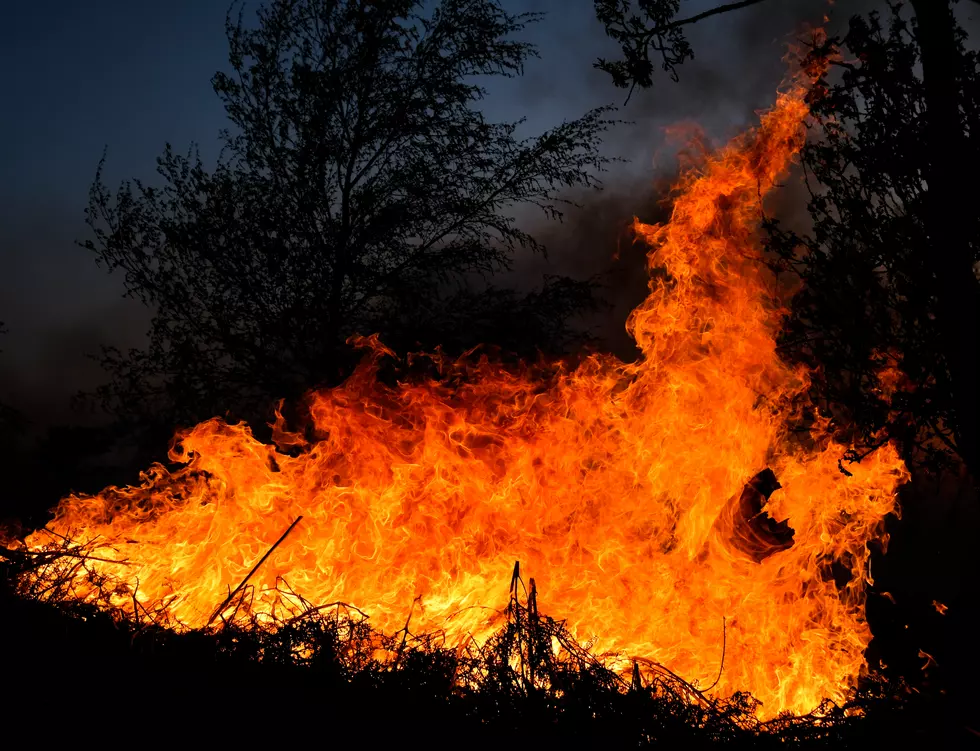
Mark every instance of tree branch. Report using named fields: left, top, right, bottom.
left=666, top=0, right=772, bottom=32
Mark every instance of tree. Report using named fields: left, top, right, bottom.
left=764, top=7, right=980, bottom=475
left=593, top=0, right=980, bottom=478
left=593, top=0, right=769, bottom=98
left=84, top=0, right=616, bottom=446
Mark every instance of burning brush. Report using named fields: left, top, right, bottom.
left=4, top=73, right=906, bottom=719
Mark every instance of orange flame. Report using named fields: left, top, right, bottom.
left=17, top=76, right=907, bottom=717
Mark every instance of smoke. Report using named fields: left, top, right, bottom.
left=0, top=0, right=923, bottom=431
left=506, top=0, right=884, bottom=358
left=505, top=8, right=980, bottom=702
left=0, top=202, right=148, bottom=433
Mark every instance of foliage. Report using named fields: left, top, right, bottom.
left=593, top=0, right=980, bottom=474
left=83, top=0, right=617, bottom=441
left=764, top=6, right=980, bottom=473
left=593, top=0, right=768, bottom=98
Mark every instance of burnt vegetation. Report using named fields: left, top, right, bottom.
left=0, top=550, right=955, bottom=746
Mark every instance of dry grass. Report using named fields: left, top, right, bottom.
left=0, top=541, right=963, bottom=747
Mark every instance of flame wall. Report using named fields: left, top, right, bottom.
left=21, top=79, right=907, bottom=717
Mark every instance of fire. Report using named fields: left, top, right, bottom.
left=15, top=77, right=906, bottom=717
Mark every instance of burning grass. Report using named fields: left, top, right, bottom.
left=0, top=62, right=950, bottom=743
left=3, top=75, right=909, bottom=719
left=0, top=546, right=943, bottom=747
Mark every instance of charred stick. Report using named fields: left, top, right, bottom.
left=703, top=616, right=727, bottom=692
left=207, top=515, right=303, bottom=627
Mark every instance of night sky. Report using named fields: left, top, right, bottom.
left=0, top=0, right=919, bottom=428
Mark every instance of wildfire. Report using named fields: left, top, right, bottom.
left=13, top=75, right=906, bottom=717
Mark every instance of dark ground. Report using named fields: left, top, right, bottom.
left=1, top=514, right=977, bottom=748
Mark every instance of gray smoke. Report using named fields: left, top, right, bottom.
left=0, top=0, right=917, bottom=430
left=506, top=0, right=882, bottom=358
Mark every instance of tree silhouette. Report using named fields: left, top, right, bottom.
left=593, top=0, right=768, bottom=98
left=593, top=0, right=980, bottom=477
left=84, top=0, right=616, bottom=446
left=764, top=7, right=980, bottom=475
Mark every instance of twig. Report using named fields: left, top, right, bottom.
left=634, top=657, right=715, bottom=710
left=665, top=0, right=771, bottom=32
left=132, top=578, right=141, bottom=628
left=282, top=601, right=370, bottom=625
left=206, top=515, right=303, bottom=627
left=703, top=616, right=727, bottom=692
left=442, top=604, right=500, bottom=622
left=32, top=556, right=89, bottom=600
left=631, top=660, right=644, bottom=691
left=396, top=595, right=422, bottom=658
left=0, top=545, right=128, bottom=567
left=34, top=527, right=80, bottom=544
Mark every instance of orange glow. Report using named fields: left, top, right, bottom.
left=14, top=74, right=907, bottom=717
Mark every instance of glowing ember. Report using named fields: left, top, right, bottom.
left=13, top=76, right=907, bottom=717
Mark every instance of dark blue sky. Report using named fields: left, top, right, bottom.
left=0, top=0, right=883, bottom=425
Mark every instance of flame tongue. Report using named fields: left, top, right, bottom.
left=21, top=81, right=907, bottom=717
